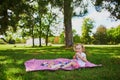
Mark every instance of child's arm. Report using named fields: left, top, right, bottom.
left=76, top=53, right=88, bottom=62
left=73, top=53, right=77, bottom=59
left=73, top=55, right=76, bottom=59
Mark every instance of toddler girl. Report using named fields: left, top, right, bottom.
left=62, top=43, right=88, bottom=68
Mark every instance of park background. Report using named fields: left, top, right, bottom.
left=0, top=0, right=120, bottom=80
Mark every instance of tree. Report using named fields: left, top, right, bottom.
left=73, top=34, right=81, bottom=43
left=113, top=25, right=120, bottom=44
left=107, top=25, right=120, bottom=44
left=59, top=31, right=65, bottom=44
left=93, top=0, right=120, bottom=19
left=107, top=27, right=115, bottom=44
left=64, top=0, right=73, bottom=47
left=22, top=1, right=36, bottom=47
left=93, top=25, right=107, bottom=44
left=72, top=29, right=80, bottom=43
left=36, top=0, right=48, bottom=47
left=0, top=0, right=30, bottom=34
left=81, top=18, right=94, bottom=44
left=48, top=0, right=88, bottom=47
left=42, top=11, right=57, bottom=46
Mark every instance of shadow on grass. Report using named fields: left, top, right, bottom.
left=0, top=46, right=120, bottom=80
left=0, top=47, right=73, bottom=80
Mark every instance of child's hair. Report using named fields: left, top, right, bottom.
left=73, top=43, right=85, bottom=52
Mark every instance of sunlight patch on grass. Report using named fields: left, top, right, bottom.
left=16, top=59, right=24, bottom=65
left=0, top=44, right=120, bottom=80
left=5, top=68, right=23, bottom=80
left=0, top=56, right=7, bottom=59
left=111, top=55, right=120, bottom=58
left=0, top=56, right=14, bottom=64
left=3, top=59, right=14, bottom=64
left=85, top=45, right=120, bottom=47
left=6, top=68, right=22, bottom=74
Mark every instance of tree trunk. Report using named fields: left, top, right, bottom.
left=64, top=0, right=73, bottom=48
left=39, top=17, right=42, bottom=47
left=31, top=26, right=35, bottom=47
left=1, top=9, right=8, bottom=34
left=39, top=35, right=41, bottom=47
left=45, top=25, right=50, bottom=46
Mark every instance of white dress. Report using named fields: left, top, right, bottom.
left=76, top=52, right=86, bottom=67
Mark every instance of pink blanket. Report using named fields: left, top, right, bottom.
left=24, top=58, right=102, bottom=71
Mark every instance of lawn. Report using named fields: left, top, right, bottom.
left=0, top=44, right=120, bottom=80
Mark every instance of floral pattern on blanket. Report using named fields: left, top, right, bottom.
left=24, top=58, right=101, bottom=71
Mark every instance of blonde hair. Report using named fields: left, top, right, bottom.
left=73, top=43, right=85, bottom=52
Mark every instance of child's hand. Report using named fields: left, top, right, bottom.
left=73, top=55, right=76, bottom=59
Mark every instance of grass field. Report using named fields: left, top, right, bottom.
left=0, top=44, right=120, bottom=80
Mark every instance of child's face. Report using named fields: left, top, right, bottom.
left=75, top=45, right=82, bottom=52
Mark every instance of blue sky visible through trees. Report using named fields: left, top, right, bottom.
left=51, top=0, right=120, bottom=36
left=72, top=0, right=120, bottom=35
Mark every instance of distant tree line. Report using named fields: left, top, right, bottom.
left=0, top=0, right=119, bottom=47
left=59, top=18, right=120, bottom=45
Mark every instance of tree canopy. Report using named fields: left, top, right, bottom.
left=0, top=0, right=119, bottom=46
left=94, top=0, right=120, bottom=19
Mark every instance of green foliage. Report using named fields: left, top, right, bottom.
left=81, top=18, right=94, bottom=44
left=48, top=37, right=54, bottom=43
left=93, top=0, right=120, bottom=19
left=93, top=25, right=107, bottom=44
left=107, top=25, right=120, bottom=44
left=72, top=29, right=81, bottom=43
left=0, top=44, right=120, bottom=80
left=92, top=25, right=120, bottom=44
left=59, top=31, right=65, bottom=44
left=0, top=39, right=6, bottom=44
left=0, top=0, right=119, bottom=46
left=73, top=34, right=81, bottom=43
left=72, top=0, right=89, bottom=17
left=0, top=0, right=30, bottom=34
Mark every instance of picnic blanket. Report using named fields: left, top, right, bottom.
left=24, top=58, right=102, bottom=71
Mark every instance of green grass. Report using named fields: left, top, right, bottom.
left=0, top=44, right=120, bottom=80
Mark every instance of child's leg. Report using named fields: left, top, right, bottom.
left=51, top=64, right=62, bottom=69
left=62, top=61, right=76, bottom=68
left=48, top=62, right=55, bottom=68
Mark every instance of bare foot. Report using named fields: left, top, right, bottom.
left=98, top=64, right=102, bottom=66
